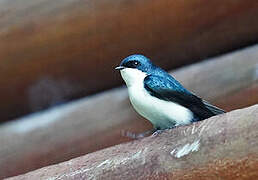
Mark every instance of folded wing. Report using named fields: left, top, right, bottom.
left=144, top=75, right=225, bottom=121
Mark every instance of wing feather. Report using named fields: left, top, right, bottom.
left=144, top=75, right=225, bottom=121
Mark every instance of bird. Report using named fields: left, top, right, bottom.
left=115, top=54, right=225, bottom=135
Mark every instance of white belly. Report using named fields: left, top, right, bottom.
left=128, top=85, right=193, bottom=129
left=120, top=68, right=193, bottom=130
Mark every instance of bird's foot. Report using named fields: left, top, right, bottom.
left=151, top=130, right=164, bottom=137
left=121, top=130, right=145, bottom=139
left=121, top=129, right=155, bottom=139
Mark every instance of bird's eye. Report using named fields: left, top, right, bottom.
left=124, top=60, right=141, bottom=68
left=133, top=61, right=139, bottom=66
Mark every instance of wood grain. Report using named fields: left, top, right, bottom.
left=7, top=104, right=258, bottom=180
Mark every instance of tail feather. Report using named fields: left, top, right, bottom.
left=202, top=100, right=225, bottom=115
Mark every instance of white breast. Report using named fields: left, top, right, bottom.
left=120, top=68, right=193, bottom=129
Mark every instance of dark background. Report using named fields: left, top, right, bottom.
left=1, top=0, right=258, bottom=178
left=1, top=0, right=258, bottom=122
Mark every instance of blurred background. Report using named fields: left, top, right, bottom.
left=0, top=0, right=258, bottom=178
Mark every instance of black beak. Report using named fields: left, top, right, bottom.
left=115, top=66, right=125, bottom=70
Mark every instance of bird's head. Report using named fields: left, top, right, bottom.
left=115, top=54, right=154, bottom=87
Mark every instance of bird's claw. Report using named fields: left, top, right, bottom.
left=121, top=129, right=156, bottom=139
left=151, top=130, right=164, bottom=137
left=121, top=130, right=145, bottom=139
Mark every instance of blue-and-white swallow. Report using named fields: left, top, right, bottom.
left=115, top=54, right=225, bottom=133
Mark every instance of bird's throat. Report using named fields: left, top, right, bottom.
left=120, top=68, right=147, bottom=88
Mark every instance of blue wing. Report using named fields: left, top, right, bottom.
left=144, top=75, right=225, bottom=121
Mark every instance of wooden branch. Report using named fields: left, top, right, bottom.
left=7, top=105, right=258, bottom=180
left=1, top=0, right=258, bottom=121
left=0, top=45, right=257, bottom=178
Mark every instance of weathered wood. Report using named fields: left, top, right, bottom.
left=1, top=0, right=258, bottom=121
left=7, top=105, right=258, bottom=180
left=0, top=45, right=257, bottom=178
